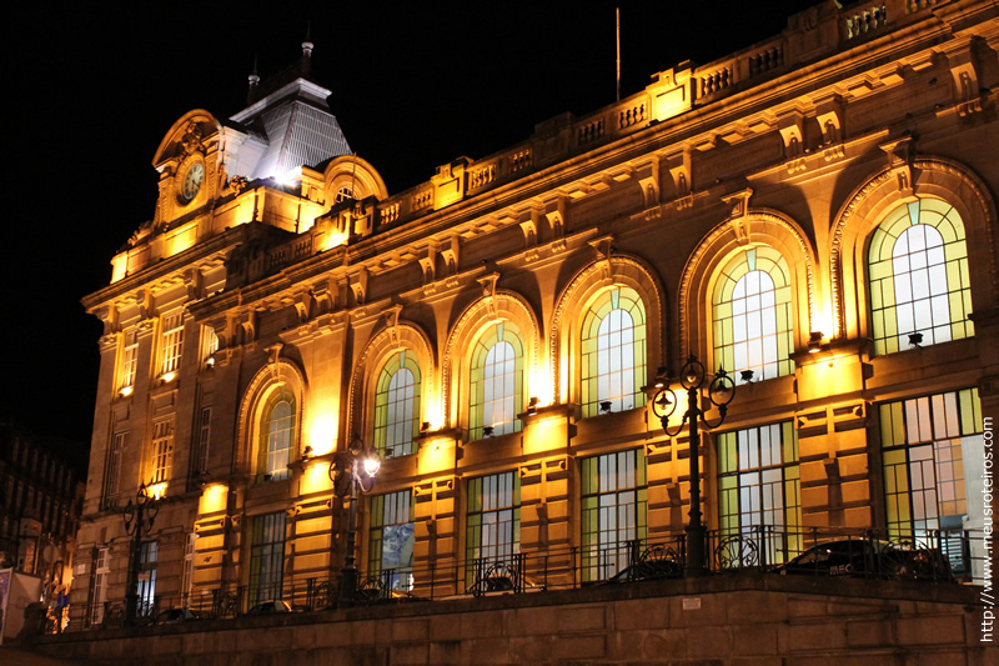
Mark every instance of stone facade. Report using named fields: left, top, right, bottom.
left=72, top=0, right=997, bottom=649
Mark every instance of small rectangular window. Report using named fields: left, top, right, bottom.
left=90, top=547, right=110, bottom=626
left=151, top=420, right=174, bottom=485
left=249, top=512, right=286, bottom=605
left=119, top=330, right=138, bottom=391
left=160, top=310, right=185, bottom=375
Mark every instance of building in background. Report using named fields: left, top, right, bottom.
left=71, top=0, right=995, bottom=652
left=0, top=421, right=86, bottom=628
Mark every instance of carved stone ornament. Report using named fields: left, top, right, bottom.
left=181, top=122, right=204, bottom=156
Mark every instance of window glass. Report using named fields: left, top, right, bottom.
left=581, top=287, right=647, bottom=416
left=369, top=489, right=414, bottom=591
left=880, top=388, right=983, bottom=577
left=373, top=351, right=420, bottom=457
left=581, top=449, right=647, bottom=582
left=160, top=310, right=185, bottom=375
left=713, top=247, right=793, bottom=382
left=151, top=420, right=173, bottom=486
left=466, top=471, right=520, bottom=586
left=259, top=389, right=295, bottom=481
left=137, top=540, right=158, bottom=618
left=249, top=512, right=285, bottom=605
left=868, top=198, right=973, bottom=354
left=717, top=422, right=801, bottom=563
left=469, top=323, right=524, bottom=439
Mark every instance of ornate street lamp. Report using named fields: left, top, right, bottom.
left=122, top=482, right=159, bottom=625
left=652, top=355, right=735, bottom=576
left=328, top=433, right=380, bottom=604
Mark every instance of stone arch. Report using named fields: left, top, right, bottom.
left=236, top=359, right=308, bottom=476
left=347, top=320, right=436, bottom=447
left=679, top=209, right=817, bottom=367
left=323, top=154, right=389, bottom=204
left=830, top=157, right=998, bottom=340
left=550, top=255, right=665, bottom=407
left=443, top=291, right=541, bottom=434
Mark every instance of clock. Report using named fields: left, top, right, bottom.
left=181, top=162, right=204, bottom=202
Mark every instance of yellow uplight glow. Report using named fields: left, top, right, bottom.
left=161, top=371, right=177, bottom=383
left=147, top=482, right=168, bottom=500
left=119, top=385, right=134, bottom=397
left=198, top=482, right=228, bottom=514
left=308, top=415, right=337, bottom=457
left=300, top=460, right=333, bottom=495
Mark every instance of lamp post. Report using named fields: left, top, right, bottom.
left=122, top=482, right=159, bottom=625
left=652, top=355, right=735, bottom=576
left=329, top=433, right=380, bottom=604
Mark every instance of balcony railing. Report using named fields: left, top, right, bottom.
left=69, top=525, right=982, bottom=633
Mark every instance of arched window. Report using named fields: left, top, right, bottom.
left=373, top=351, right=420, bottom=457
left=469, top=323, right=524, bottom=439
left=713, top=247, right=793, bottom=383
left=259, top=388, right=295, bottom=481
left=868, top=198, right=973, bottom=355
left=581, top=287, right=647, bottom=417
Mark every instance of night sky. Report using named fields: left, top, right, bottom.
left=4, top=1, right=817, bottom=462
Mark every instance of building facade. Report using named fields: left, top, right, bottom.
left=73, top=0, right=997, bottom=628
left=0, top=421, right=85, bottom=622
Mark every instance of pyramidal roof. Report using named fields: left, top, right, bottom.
left=228, top=41, right=351, bottom=181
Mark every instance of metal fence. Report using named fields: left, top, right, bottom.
left=73, top=525, right=984, bottom=632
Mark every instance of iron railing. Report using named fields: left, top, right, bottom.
left=70, top=525, right=984, bottom=632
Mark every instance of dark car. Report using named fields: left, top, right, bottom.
left=605, top=544, right=683, bottom=584
left=776, top=539, right=953, bottom=582
left=245, top=599, right=295, bottom=615
left=151, top=607, right=202, bottom=625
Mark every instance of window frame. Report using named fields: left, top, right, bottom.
left=580, top=287, right=647, bottom=417
left=867, top=197, right=973, bottom=355
left=716, top=421, right=802, bottom=564
left=372, top=351, right=421, bottom=458
left=468, top=322, right=525, bottom=440
left=580, top=449, right=647, bottom=582
left=712, top=246, right=794, bottom=383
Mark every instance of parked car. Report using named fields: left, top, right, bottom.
left=604, top=544, right=682, bottom=584
left=776, top=539, right=953, bottom=582
left=245, top=599, right=295, bottom=615
left=151, top=607, right=202, bottom=624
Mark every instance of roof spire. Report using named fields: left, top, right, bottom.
left=301, top=23, right=314, bottom=76
left=247, top=54, right=260, bottom=104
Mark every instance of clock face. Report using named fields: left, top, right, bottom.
left=181, top=163, right=204, bottom=201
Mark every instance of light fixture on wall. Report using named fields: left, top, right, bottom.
left=808, top=331, right=823, bottom=354
left=527, top=397, right=540, bottom=416
left=599, top=401, right=612, bottom=414
left=483, top=426, right=495, bottom=437
left=740, top=369, right=755, bottom=383
left=908, top=332, right=923, bottom=349
left=654, top=366, right=668, bottom=389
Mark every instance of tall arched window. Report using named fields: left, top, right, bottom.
left=469, top=322, right=524, bottom=439
left=581, top=287, right=647, bottom=417
left=373, top=351, right=421, bottom=457
left=713, top=247, right=793, bottom=383
left=259, top=388, right=295, bottom=481
left=868, top=198, right=973, bottom=355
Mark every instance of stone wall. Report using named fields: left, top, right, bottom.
left=31, top=575, right=989, bottom=665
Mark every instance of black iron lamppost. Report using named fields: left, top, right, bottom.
left=653, top=355, right=735, bottom=576
left=122, top=482, right=159, bottom=625
left=329, top=433, right=381, bottom=604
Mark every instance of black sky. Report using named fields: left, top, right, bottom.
left=4, top=1, right=818, bottom=455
